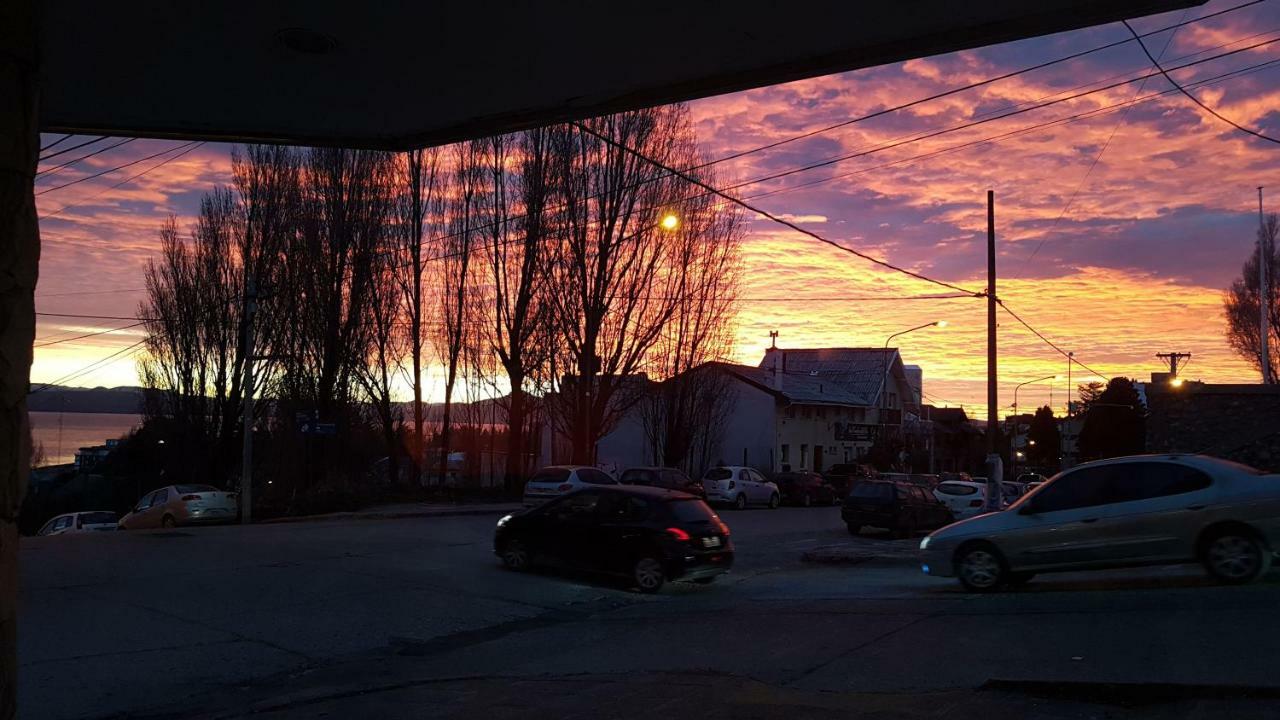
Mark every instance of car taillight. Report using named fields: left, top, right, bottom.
left=969, top=499, right=983, bottom=507
left=557, top=483, right=573, bottom=492
left=665, top=527, right=690, bottom=542
left=180, top=494, right=201, bottom=502
left=715, top=519, right=731, bottom=536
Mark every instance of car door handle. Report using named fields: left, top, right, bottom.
left=1186, top=505, right=1206, bottom=511
left=1080, top=518, right=1098, bottom=524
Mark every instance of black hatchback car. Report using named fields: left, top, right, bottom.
left=842, top=480, right=953, bottom=538
left=494, top=485, right=734, bottom=592
left=773, top=471, right=837, bottom=506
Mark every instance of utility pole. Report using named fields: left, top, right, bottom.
left=1156, top=351, right=1192, bottom=379
left=240, top=278, right=257, bottom=524
left=1261, top=187, right=1272, bottom=384
left=985, top=190, right=1003, bottom=510
left=1066, top=351, right=1073, bottom=417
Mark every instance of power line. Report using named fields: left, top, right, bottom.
left=32, top=321, right=147, bottom=348
left=36, top=288, right=146, bottom=298
left=1019, top=8, right=1192, bottom=269
left=39, top=134, right=74, bottom=153
left=1124, top=18, right=1280, bottom=146
left=36, top=312, right=151, bottom=320
left=995, top=300, right=1107, bottom=380
left=39, top=142, right=206, bottom=220
left=35, top=137, right=135, bottom=178
left=38, top=135, right=107, bottom=163
left=29, top=338, right=149, bottom=393
left=36, top=141, right=200, bottom=196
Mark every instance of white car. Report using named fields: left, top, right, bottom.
left=933, top=481, right=988, bottom=520
left=37, top=511, right=119, bottom=536
left=702, top=466, right=780, bottom=510
left=522, top=465, right=617, bottom=507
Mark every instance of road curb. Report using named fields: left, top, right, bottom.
left=260, top=506, right=520, bottom=525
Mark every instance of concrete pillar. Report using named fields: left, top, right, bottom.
left=0, top=2, right=38, bottom=718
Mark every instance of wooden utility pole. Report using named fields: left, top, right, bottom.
left=985, top=190, right=1003, bottom=508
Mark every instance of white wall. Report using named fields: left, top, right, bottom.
left=708, top=379, right=777, bottom=473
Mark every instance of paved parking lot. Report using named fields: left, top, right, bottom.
left=18, top=506, right=1280, bottom=719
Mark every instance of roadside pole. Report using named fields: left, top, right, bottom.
left=984, top=191, right=1003, bottom=510
left=1261, top=187, right=1271, bottom=384
left=240, top=278, right=256, bottom=524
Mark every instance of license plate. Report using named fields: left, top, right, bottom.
left=701, top=536, right=721, bottom=548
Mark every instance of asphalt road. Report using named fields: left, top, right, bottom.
left=18, top=506, right=1280, bottom=719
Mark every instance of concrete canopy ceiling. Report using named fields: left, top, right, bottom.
left=38, top=1, right=1202, bottom=150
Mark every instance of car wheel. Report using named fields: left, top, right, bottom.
left=734, top=494, right=747, bottom=510
left=801, top=493, right=812, bottom=507
left=161, top=515, right=176, bottom=529
left=633, top=556, right=666, bottom=593
left=955, top=543, right=1007, bottom=592
left=1203, top=531, right=1271, bottom=584
left=768, top=493, right=780, bottom=509
left=1007, top=572, right=1036, bottom=587
left=500, top=539, right=531, bottom=571
left=846, top=523, right=861, bottom=536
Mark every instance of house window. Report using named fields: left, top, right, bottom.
left=781, top=444, right=790, bottom=464
left=800, top=444, right=809, bottom=468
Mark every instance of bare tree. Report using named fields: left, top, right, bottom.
left=435, top=141, right=482, bottom=484
left=640, top=171, right=743, bottom=474
left=478, top=129, right=556, bottom=490
left=354, top=231, right=407, bottom=486
left=395, top=148, right=445, bottom=479
left=544, top=106, right=709, bottom=464
left=1225, top=212, right=1279, bottom=380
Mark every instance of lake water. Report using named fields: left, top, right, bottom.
left=28, top=411, right=142, bottom=466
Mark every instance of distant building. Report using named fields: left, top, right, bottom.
left=1145, top=376, right=1280, bottom=472
left=579, top=347, right=923, bottom=477
left=73, top=438, right=119, bottom=471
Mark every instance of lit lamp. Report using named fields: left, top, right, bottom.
left=1170, top=377, right=1185, bottom=387
left=659, top=213, right=680, bottom=231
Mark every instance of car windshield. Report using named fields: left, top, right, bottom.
left=79, top=512, right=117, bottom=524
left=666, top=498, right=718, bottom=523
left=849, top=483, right=893, bottom=500
left=174, top=484, right=219, bottom=494
left=703, top=468, right=732, bottom=481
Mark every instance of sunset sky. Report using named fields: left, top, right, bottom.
left=31, top=0, right=1280, bottom=418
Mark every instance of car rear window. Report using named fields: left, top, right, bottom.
left=937, top=482, right=978, bottom=496
left=666, top=498, right=718, bottom=522
left=79, top=512, right=118, bottom=525
left=849, top=482, right=893, bottom=500
left=704, top=468, right=732, bottom=481
left=576, top=469, right=617, bottom=485
left=529, top=468, right=571, bottom=484
left=174, top=485, right=219, bottom=494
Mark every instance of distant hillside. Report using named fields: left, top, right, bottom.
left=27, top=386, right=147, bottom=414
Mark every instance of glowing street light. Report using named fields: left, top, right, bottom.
left=659, top=213, right=680, bottom=231
left=1170, top=377, right=1186, bottom=387
left=880, top=320, right=947, bottom=419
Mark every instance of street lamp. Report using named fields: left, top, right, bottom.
left=1011, top=373, right=1061, bottom=477
left=659, top=213, right=680, bottom=231
left=880, top=321, right=946, bottom=438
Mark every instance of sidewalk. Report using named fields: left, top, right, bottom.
left=260, top=501, right=522, bottom=525
left=800, top=536, right=921, bottom=565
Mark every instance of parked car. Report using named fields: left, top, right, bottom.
left=118, top=485, right=238, bottom=530
left=1016, top=472, right=1048, bottom=485
left=939, top=471, right=972, bottom=483
left=701, top=466, right=780, bottom=510
left=619, top=466, right=704, bottom=498
left=36, top=511, right=118, bottom=536
left=920, top=454, right=1280, bottom=591
left=494, top=485, right=734, bottom=592
left=522, top=465, right=618, bottom=507
left=843, top=479, right=954, bottom=537
left=1000, top=481, right=1028, bottom=507
left=910, top=473, right=940, bottom=488
left=773, top=471, right=837, bottom=506
left=933, top=480, right=988, bottom=521
left=823, top=463, right=876, bottom=494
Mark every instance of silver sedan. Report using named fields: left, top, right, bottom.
left=920, top=454, right=1280, bottom=591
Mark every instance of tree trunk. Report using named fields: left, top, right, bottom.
left=504, top=381, right=526, bottom=494
left=0, top=3, right=37, bottom=717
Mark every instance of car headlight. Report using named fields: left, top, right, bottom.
left=919, top=535, right=931, bottom=551
left=496, top=514, right=512, bottom=528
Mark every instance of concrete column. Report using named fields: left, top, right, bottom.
left=0, top=2, right=38, bottom=718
